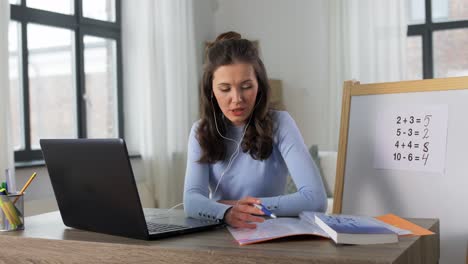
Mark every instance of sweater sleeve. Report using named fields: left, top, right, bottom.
left=183, top=122, right=232, bottom=222
left=259, top=112, right=328, bottom=216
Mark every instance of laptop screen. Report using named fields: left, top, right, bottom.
left=41, top=138, right=150, bottom=240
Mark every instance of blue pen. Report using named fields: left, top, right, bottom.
left=253, top=204, right=277, bottom=218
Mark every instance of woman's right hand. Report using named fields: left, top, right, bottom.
left=223, top=196, right=265, bottom=228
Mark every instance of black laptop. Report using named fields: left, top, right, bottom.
left=40, top=138, right=223, bottom=240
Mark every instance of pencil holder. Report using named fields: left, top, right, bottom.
left=0, top=193, right=24, bottom=231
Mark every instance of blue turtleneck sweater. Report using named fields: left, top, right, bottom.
left=183, top=111, right=327, bottom=222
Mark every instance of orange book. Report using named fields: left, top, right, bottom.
left=376, top=214, right=434, bottom=236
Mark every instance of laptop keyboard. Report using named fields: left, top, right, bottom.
left=146, top=222, right=188, bottom=233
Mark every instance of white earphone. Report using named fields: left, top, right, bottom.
left=210, top=91, right=262, bottom=197
left=159, top=91, right=262, bottom=213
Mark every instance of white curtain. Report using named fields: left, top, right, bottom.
left=0, top=2, right=14, bottom=180
left=327, top=0, right=407, bottom=149
left=122, top=0, right=198, bottom=208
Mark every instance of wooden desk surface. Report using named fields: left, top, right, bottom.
left=0, top=211, right=439, bottom=264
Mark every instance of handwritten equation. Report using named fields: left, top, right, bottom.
left=374, top=105, right=448, bottom=173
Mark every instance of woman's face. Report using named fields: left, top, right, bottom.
left=212, top=63, right=259, bottom=126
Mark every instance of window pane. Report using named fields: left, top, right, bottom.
left=406, top=36, right=423, bottom=80
left=8, top=21, right=24, bottom=150
left=83, top=0, right=116, bottom=22
left=84, top=36, right=118, bottom=138
left=433, top=29, right=468, bottom=78
left=27, top=0, right=73, bottom=15
left=408, top=0, right=426, bottom=25
left=9, top=0, right=20, bottom=4
left=432, top=0, right=468, bottom=22
left=28, top=24, right=77, bottom=149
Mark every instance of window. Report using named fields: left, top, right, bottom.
left=9, top=0, right=123, bottom=163
left=407, top=0, right=468, bottom=79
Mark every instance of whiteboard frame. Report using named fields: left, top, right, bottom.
left=333, top=76, right=468, bottom=213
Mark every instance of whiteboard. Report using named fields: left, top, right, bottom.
left=334, top=77, right=468, bottom=264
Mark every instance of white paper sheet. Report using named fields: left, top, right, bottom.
left=374, top=105, right=448, bottom=173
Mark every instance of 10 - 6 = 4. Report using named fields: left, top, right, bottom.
left=393, top=153, right=429, bottom=165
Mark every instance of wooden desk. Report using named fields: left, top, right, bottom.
left=0, top=211, right=439, bottom=264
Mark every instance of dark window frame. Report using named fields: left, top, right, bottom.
left=408, top=0, right=468, bottom=79
left=10, top=0, right=123, bottom=164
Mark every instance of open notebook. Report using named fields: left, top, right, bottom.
left=228, top=212, right=419, bottom=245
left=228, top=217, right=329, bottom=245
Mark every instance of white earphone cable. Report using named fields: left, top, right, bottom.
left=210, top=92, right=262, bottom=197
left=211, top=113, right=252, bottom=197
left=162, top=93, right=262, bottom=215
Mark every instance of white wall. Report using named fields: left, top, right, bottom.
left=211, top=0, right=331, bottom=149
left=193, top=0, right=217, bottom=78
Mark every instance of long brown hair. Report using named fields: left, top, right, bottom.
left=197, top=31, right=274, bottom=163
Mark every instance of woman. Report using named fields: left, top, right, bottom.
left=184, top=32, right=327, bottom=228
